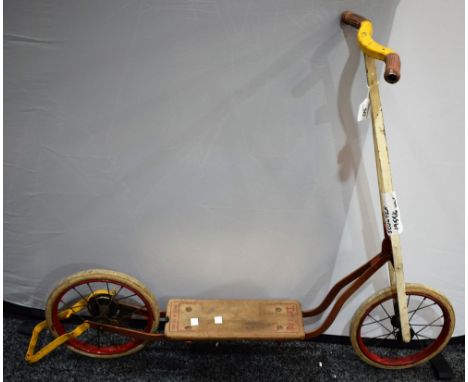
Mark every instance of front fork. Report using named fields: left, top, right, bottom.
left=382, top=235, right=411, bottom=342
left=365, top=53, right=411, bottom=343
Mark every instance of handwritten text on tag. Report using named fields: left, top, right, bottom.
left=382, top=192, right=403, bottom=236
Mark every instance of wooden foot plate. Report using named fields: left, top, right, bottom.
left=165, top=299, right=305, bottom=340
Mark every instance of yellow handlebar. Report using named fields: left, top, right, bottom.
left=341, top=11, right=401, bottom=84
left=357, top=21, right=394, bottom=60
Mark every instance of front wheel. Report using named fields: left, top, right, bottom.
left=350, top=283, right=455, bottom=369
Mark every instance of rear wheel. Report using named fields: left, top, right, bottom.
left=350, top=284, right=455, bottom=369
left=46, top=269, right=159, bottom=358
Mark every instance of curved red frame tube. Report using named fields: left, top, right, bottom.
left=87, top=240, right=393, bottom=342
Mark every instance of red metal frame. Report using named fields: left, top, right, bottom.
left=87, top=238, right=394, bottom=341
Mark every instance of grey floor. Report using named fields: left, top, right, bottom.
left=4, top=312, right=465, bottom=382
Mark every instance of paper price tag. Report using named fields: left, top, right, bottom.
left=357, top=95, right=370, bottom=122
left=382, top=192, right=403, bottom=236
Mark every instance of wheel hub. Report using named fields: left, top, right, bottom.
left=391, top=315, right=416, bottom=342
left=87, top=293, right=118, bottom=322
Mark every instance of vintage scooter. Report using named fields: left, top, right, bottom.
left=25, top=12, right=455, bottom=369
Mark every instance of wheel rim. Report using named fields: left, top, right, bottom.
left=50, top=278, right=156, bottom=356
left=356, top=290, right=452, bottom=367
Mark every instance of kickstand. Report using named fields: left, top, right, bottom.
left=430, top=353, right=454, bottom=380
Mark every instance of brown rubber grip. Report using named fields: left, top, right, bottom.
left=341, top=11, right=367, bottom=29
left=384, top=53, right=401, bottom=83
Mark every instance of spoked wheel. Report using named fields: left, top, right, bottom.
left=350, top=283, right=455, bottom=369
left=46, top=269, right=159, bottom=358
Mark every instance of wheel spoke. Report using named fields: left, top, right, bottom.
left=379, top=303, right=393, bottom=323
left=414, top=315, right=444, bottom=335
left=115, top=293, right=137, bottom=302
left=90, top=329, right=101, bottom=347
left=72, top=287, right=88, bottom=302
left=110, top=285, right=124, bottom=303
left=413, top=332, right=431, bottom=343
left=408, top=297, right=426, bottom=321
left=366, top=313, right=393, bottom=334
left=362, top=315, right=391, bottom=326
left=408, top=302, right=437, bottom=316
left=59, top=298, right=86, bottom=312
left=86, top=283, right=95, bottom=296
left=413, top=333, right=433, bottom=340
left=374, top=330, right=397, bottom=340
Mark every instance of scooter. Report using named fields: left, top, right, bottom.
left=25, top=12, right=455, bottom=369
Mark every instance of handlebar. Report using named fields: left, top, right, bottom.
left=341, top=11, right=401, bottom=84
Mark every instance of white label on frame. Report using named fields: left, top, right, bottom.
left=214, top=316, right=223, bottom=324
left=190, top=317, right=199, bottom=326
left=382, top=192, right=403, bottom=236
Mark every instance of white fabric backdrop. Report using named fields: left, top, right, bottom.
left=4, top=0, right=464, bottom=336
